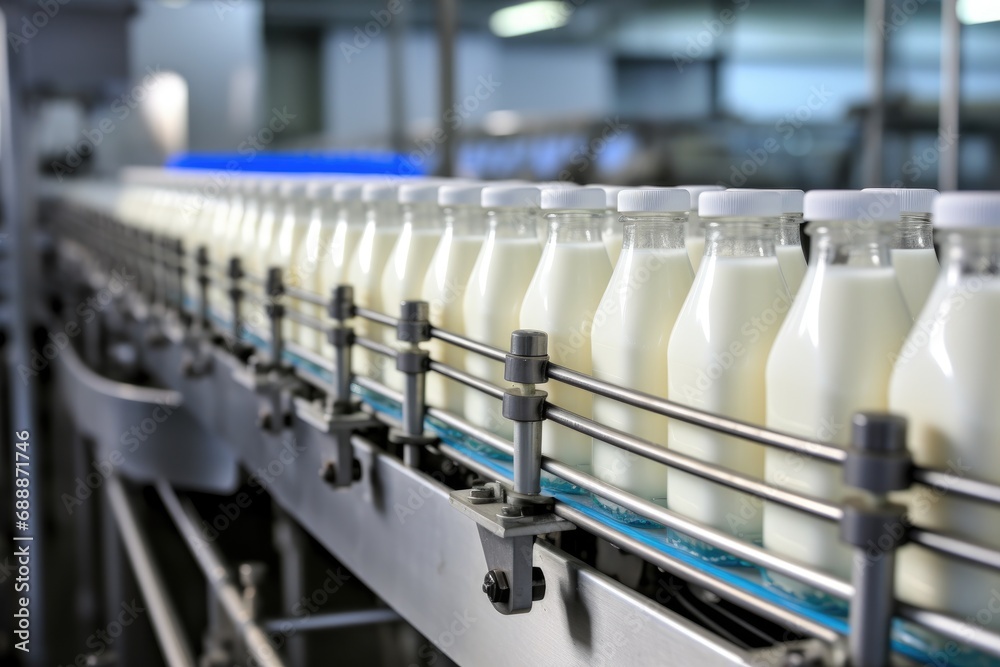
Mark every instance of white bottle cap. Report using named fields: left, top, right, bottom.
left=803, top=190, right=900, bottom=222
left=439, top=183, right=486, bottom=207
left=618, top=188, right=690, bottom=213
left=333, top=182, right=364, bottom=202
left=700, top=190, right=782, bottom=218
left=862, top=188, right=938, bottom=215
left=362, top=183, right=400, bottom=202
left=399, top=183, right=441, bottom=203
left=676, top=184, right=725, bottom=210
left=588, top=184, right=629, bottom=209
left=933, top=192, right=1000, bottom=228
left=728, top=188, right=804, bottom=214
left=540, top=187, right=606, bottom=210
left=481, top=186, right=541, bottom=209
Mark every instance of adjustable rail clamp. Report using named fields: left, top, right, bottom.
left=292, top=285, right=380, bottom=488
left=450, top=330, right=574, bottom=615
left=251, top=267, right=301, bottom=435
left=388, top=300, right=438, bottom=467
left=181, top=244, right=215, bottom=378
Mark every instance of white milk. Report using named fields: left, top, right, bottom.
left=464, top=237, right=542, bottom=438
left=381, top=229, right=443, bottom=391
left=776, top=245, right=807, bottom=296
left=423, top=234, right=485, bottom=412
left=346, top=224, right=399, bottom=380
left=685, top=229, right=705, bottom=272
left=520, top=241, right=612, bottom=466
left=247, top=184, right=282, bottom=334
left=603, top=231, right=623, bottom=267
left=291, top=188, right=336, bottom=351
left=267, top=187, right=310, bottom=345
left=891, top=247, right=938, bottom=317
left=764, top=266, right=911, bottom=581
left=318, top=192, right=365, bottom=357
left=591, top=246, right=693, bottom=501
left=891, top=275, right=1000, bottom=628
left=667, top=256, right=789, bottom=541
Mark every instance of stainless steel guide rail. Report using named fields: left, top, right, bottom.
left=48, top=200, right=1000, bottom=667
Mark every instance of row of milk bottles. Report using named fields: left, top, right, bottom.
left=103, top=171, right=999, bottom=627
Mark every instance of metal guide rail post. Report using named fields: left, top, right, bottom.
left=47, top=197, right=1000, bottom=667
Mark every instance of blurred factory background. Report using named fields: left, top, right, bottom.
left=21, top=0, right=1000, bottom=190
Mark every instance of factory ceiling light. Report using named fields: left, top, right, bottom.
left=489, top=1, right=570, bottom=38
left=957, top=0, right=1000, bottom=24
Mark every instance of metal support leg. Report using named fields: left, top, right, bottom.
left=841, top=412, right=912, bottom=667
left=450, top=329, right=575, bottom=615
left=503, top=330, right=549, bottom=498
left=196, top=245, right=211, bottom=332
left=265, top=266, right=286, bottom=369
left=389, top=300, right=436, bottom=467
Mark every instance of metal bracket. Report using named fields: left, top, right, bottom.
left=449, top=482, right=574, bottom=615
left=294, top=396, right=379, bottom=487
left=248, top=356, right=300, bottom=434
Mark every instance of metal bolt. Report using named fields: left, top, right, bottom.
left=320, top=461, right=337, bottom=483
left=482, top=569, right=510, bottom=604
left=469, top=485, right=495, bottom=500
left=257, top=410, right=272, bottom=430
left=500, top=505, right=522, bottom=518
left=531, top=566, right=546, bottom=602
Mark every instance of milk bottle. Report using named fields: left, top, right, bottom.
left=591, top=188, right=693, bottom=510
left=589, top=184, right=627, bottom=266
left=346, top=182, right=402, bottom=381
left=730, top=189, right=807, bottom=295
left=676, top=185, right=723, bottom=273
left=520, top=187, right=613, bottom=468
left=763, top=190, right=909, bottom=597
left=267, top=181, right=311, bottom=344
left=863, top=187, right=939, bottom=317
left=291, top=181, right=337, bottom=352
left=381, top=183, right=444, bottom=391
left=666, top=190, right=787, bottom=550
left=891, top=192, right=1000, bottom=631
left=319, top=182, right=366, bottom=357
left=209, top=179, right=249, bottom=319
left=244, top=179, right=282, bottom=337
left=463, top=186, right=543, bottom=440
left=422, top=184, right=487, bottom=413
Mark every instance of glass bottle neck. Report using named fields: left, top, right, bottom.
left=893, top=214, right=934, bottom=250
left=686, top=211, right=705, bottom=239
left=488, top=207, right=539, bottom=240
left=444, top=204, right=485, bottom=236
left=621, top=212, right=688, bottom=250
left=939, top=229, right=1000, bottom=284
left=806, top=220, right=894, bottom=269
left=545, top=210, right=604, bottom=245
left=338, top=200, right=365, bottom=228
left=778, top=213, right=803, bottom=247
left=403, top=202, right=442, bottom=231
left=367, top=200, right=402, bottom=230
left=704, top=218, right=779, bottom=257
